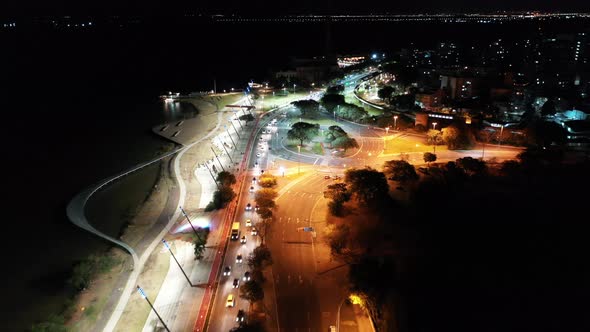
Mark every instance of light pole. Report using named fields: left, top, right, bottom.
left=219, top=138, right=233, bottom=163
left=297, top=145, right=301, bottom=174
left=179, top=206, right=205, bottom=243
left=202, top=162, right=219, bottom=189
left=337, top=297, right=346, bottom=332
left=162, top=240, right=193, bottom=287
left=393, top=115, right=398, bottom=130
left=137, top=286, right=170, bottom=332
left=211, top=146, right=225, bottom=172
left=499, top=125, right=504, bottom=145
left=293, top=83, right=296, bottom=93
left=230, top=120, right=240, bottom=139
left=432, top=122, right=438, bottom=154
left=385, top=126, right=390, bottom=135
left=226, top=128, right=236, bottom=148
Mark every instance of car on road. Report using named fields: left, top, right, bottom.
left=252, top=177, right=256, bottom=183
left=256, top=153, right=261, bottom=157
left=236, top=309, right=245, bottom=322
left=232, top=278, right=240, bottom=288
left=324, top=175, right=331, bottom=179
left=245, top=203, right=252, bottom=211
left=245, top=219, right=252, bottom=227
left=240, top=235, right=247, bottom=244
left=223, top=266, right=231, bottom=276
left=249, top=186, right=254, bottom=193
left=255, top=204, right=259, bottom=211
left=329, top=325, right=336, bottom=332
left=251, top=227, right=258, bottom=236
left=332, top=175, right=341, bottom=180
left=236, top=253, right=243, bottom=263
left=226, top=294, right=235, bottom=307
left=243, top=271, right=251, bottom=281
left=259, top=137, right=264, bottom=141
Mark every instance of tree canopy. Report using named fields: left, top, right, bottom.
left=336, top=104, right=368, bottom=122
left=287, top=122, right=320, bottom=146
left=216, top=171, right=236, bottom=187
left=327, top=85, right=345, bottom=94
left=247, top=245, right=273, bottom=271
left=442, top=123, right=475, bottom=150
left=378, top=86, right=395, bottom=101
left=332, top=136, right=359, bottom=152
left=344, top=168, right=390, bottom=206
left=423, top=152, right=437, bottom=164
left=240, top=280, right=264, bottom=303
left=291, top=99, right=320, bottom=118
left=320, top=93, right=346, bottom=111
left=383, top=160, right=419, bottom=183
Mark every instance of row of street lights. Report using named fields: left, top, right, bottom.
left=138, top=205, right=204, bottom=331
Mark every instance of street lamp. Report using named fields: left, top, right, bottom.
left=385, top=126, right=390, bottom=135
left=293, top=83, right=296, bottom=93
left=297, top=145, right=301, bottom=174
left=499, top=125, right=504, bottom=145
left=432, top=122, right=437, bottom=130
left=162, top=240, right=193, bottom=287
left=137, top=286, right=171, bottom=332
left=279, top=166, right=285, bottom=177
left=393, top=115, right=398, bottom=130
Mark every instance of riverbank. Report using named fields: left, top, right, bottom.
left=58, top=93, right=242, bottom=331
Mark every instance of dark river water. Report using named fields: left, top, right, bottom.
left=1, top=17, right=582, bottom=330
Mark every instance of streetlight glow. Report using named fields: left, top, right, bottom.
left=137, top=286, right=147, bottom=299
left=432, top=122, right=437, bottom=130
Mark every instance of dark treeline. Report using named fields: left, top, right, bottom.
left=327, top=152, right=590, bottom=331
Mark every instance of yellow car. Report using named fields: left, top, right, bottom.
left=226, top=294, right=235, bottom=307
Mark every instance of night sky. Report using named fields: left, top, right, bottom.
left=2, top=0, right=589, bottom=17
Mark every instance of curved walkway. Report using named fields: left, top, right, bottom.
left=66, top=110, right=225, bottom=332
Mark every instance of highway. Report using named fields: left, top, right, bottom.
left=203, top=70, right=523, bottom=332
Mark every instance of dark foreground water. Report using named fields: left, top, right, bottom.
left=2, top=17, right=587, bottom=330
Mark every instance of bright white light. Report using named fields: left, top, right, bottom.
left=372, top=54, right=377, bottom=59
left=137, top=286, right=147, bottom=299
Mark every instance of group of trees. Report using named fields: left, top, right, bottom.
left=441, top=123, right=476, bottom=150
left=205, top=171, right=237, bottom=212
left=239, top=247, right=269, bottom=305
left=321, top=151, right=590, bottom=332
left=287, top=122, right=320, bottom=146
left=254, top=174, right=278, bottom=245
left=233, top=245, right=273, bottom=331
left=324, top=125, right=359, bottom=152
left=320, top=89, right=369, bottom=122
left=377, top=85, right=396, bottom=102
left=291, top=99, right=320, bottom=118
left=192, top=227, right=211, bottom=260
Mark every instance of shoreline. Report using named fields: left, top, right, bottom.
left=60, top=93, right=242, bottom=331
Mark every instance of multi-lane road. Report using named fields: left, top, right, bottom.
left=202, top=70, right=523, bottom=332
